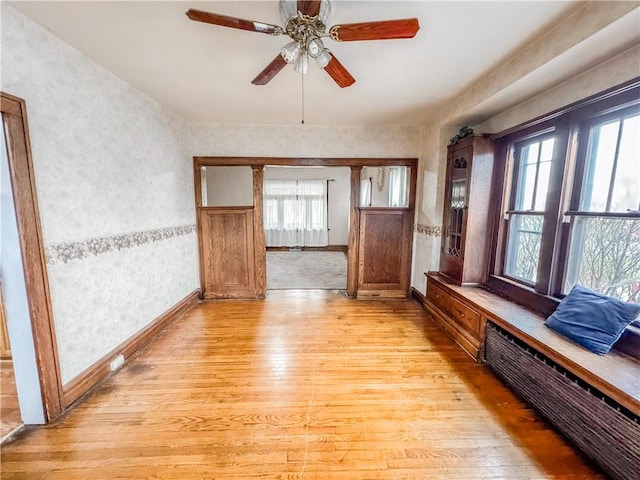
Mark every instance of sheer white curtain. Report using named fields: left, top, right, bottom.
left=264, top=179, right=328, bottom=247
left=389, top=166, right=409, bottom=207
left=360, top=178, right=372, bottom=207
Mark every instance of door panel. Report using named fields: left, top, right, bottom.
left=357, top=209, right=413, bottom=297
left=200, top=208, right=256, bottom=299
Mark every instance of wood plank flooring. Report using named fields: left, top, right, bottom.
left=0, top=291, right=604, bottom=479
left=1, top=360, right=21, bottom=440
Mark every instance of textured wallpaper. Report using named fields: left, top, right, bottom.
left=48, top=235, right=197, bottom=383
left=190, top=123, right=421, bottom=159
left=2, top=5, right=198, bottom=385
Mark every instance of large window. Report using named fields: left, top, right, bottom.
left=493, top=82, right=640, bottom=309
left=564, top=109, right=640, bottom=302
left=263, top=179, right=328, bottom=247
left=504, top=135, right=556, bottom=285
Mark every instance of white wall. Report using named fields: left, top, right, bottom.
left=1, top=5, right=199, bottom=387
left=205, top=166, right=254, bottom=207
left=264, top=166, right=350, bottom=245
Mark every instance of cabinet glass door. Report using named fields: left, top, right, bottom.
left=444, top=157, right=468, bottom=257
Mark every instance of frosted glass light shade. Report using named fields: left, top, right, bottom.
left=293, top=52, right=309, bottom=74
left=280, top=41, right=301, bottom=64
left=307, top=37, right=324, bottom=58
left=319, top=0, right=331, bottom=25
left=314, top=48, right=331, bottom=68
left=279, top=0, right=297, bottom=23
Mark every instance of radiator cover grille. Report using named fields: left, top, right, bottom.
left=485, top=322, right=640, bottom=480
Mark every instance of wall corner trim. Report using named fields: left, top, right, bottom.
left=62, top=289, right=201, bottom=410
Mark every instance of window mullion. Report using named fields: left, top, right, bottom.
left=535, top=127, right=569, bottom=294
left=550, top=125, right=581, bottom=296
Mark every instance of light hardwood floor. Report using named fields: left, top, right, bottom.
left=1, top=361, right=21, bottom=440
left=0, top=291, right=603, bottom=479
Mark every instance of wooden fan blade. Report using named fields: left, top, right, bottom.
left=297, top=1, right=322, bottom=17
left=251, top=55, right=288, bottom=85
left=324, top=55, right=355, bottom=88
left=330, top=18, right=419, bottom=42
left=186, top=9, right=282, bottom=35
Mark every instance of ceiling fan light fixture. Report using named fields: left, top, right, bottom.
left=186, top=1, right=420, bottom=87
left=293, top=52, right=309, bottom=74
left=314, top=48, right=332, bottom=69
left=281, top=40, right=301, bottom=64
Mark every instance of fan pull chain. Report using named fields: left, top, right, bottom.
left=301, top=73, right=305, bottom=125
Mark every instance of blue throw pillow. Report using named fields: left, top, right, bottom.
left=545, top=285, right=640, bottom=355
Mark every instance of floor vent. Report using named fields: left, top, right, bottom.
left=485, top=322, right=640, bottom=480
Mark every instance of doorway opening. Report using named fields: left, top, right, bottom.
left=263, top=166, right=349, bottom=290
left=194, top=157, right=417, bottom=299
left=1, top=92, right=63, bottom=431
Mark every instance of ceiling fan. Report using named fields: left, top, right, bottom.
left=186, top=0, right=420, bottom=88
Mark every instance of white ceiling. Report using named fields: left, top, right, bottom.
left=9, top=0, right=633, bottom=126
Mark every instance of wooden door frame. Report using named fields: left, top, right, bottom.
left=1, top=92, right=64, bottom=421
left=194, top=157, right=418, bottom=298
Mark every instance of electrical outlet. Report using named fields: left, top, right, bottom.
left=110, top=354, right=125, bottom=371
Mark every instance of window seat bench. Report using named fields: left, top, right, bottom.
left=423, top=272, right=640, bottom=480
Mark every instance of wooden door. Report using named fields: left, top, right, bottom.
left=357, top=209, right=413, bottom=297
left=200, top=208, right=256, bottom=299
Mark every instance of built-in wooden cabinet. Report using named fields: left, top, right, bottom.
left=440, top=136, right=494, bottom=285
left=424, top=272, right=487, bottom=360
left=423, top=135, right=495, bottom=358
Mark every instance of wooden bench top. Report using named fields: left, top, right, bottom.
left=427, top=273, right=640, bottom=417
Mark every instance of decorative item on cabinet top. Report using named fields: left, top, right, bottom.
left=449, top=126, right=474, bottom=145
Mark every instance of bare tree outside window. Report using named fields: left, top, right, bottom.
left=565, top=111, right=640, bottom=303
left=566, top=218, right=640, bottom=303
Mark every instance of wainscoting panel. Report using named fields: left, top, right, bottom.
left=200, top=208, right=256, bottom=299
left=357, top=208, right=413, bottom=297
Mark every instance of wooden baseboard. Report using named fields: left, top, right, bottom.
left=410, top=287, right=426, bottom=305
left=62, top=289, right=200, bottom=408
left=266, top=245, right=348, bottom=253
left=356, top=290, right=408, bottom=299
